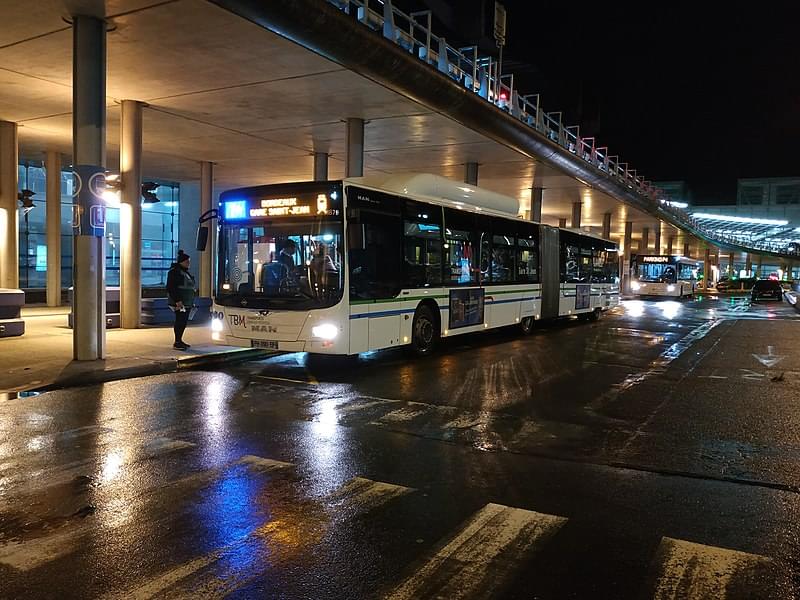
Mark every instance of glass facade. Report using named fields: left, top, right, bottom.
left=17, top=162, right=180, bottom=290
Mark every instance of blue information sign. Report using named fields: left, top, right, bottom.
left=72, top=165, right=106, bottom=236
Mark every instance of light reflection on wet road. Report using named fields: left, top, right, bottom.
left=1, top=295, right=799, bottom=599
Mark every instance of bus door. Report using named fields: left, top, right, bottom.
left=539, top=225, right=560, bottom=319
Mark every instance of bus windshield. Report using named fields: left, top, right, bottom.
left=218, top=219, right=344, bottom=310
left=637, top=262, right=676, bottom=283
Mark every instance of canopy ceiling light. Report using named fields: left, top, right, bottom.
left=691, top=213, right=789, bottom=226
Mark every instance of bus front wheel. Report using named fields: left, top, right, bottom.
left=410, top=305, right=439, bottom=356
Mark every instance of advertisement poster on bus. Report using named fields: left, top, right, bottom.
left=575, top=283, right=591, bottom=310
left=449, top=288, right=485, bottom=329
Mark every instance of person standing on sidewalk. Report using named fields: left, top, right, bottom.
left=167, top=249, right=196, bottom=350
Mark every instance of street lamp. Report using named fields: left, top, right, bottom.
left=141, top=181, right=160, bottom=204
left=17, top=189, right=35, bottom=213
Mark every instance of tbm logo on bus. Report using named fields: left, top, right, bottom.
left=230, top=314, right=247, bottom=328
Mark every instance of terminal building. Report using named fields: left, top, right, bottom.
left=1, top=0, right=798, bottom=358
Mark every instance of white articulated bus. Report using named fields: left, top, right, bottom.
left=206, top=174, right=619, bottom=356
left=630, top=254, right=700, bottom=297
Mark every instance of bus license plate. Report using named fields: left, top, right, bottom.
left=251, top=339, right=279, bottom=350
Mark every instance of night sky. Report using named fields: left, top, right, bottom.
left=408, top=1, right=800, bottom=204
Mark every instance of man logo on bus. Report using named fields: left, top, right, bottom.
left=230, top=314, right=247, bottom=328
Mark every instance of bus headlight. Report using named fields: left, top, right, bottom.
left=211, top=318, right=224, bottom=332
left=631, top=281, right=641, bottom=291
left=667, top=285, right=676, bottom=292
left=311, top=323, right=338, bottom=340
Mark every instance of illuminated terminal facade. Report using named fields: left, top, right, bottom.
left=657, top=178, right=800, bottom=280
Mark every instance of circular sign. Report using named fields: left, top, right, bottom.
left=88, top=172, right=106, bottom=199
left=232, top=268, right=242, bottom=283
left=72, top=171, right=82, bottom=198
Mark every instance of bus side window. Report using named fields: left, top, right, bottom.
left=402, top=201, right=442, bottom=288
left=490, top=221, right=515, bottom=283
left=515, top=223, right=538, bottom=283
left=561, top=244, right=580, bottom=282
left=347, top=211, right=402, bottom=299
left=443, top=208, right=480, bottom=285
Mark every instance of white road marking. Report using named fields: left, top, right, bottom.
left=142, top=438, right=196, bottom=457
left=327, top=476, right=414, bottom=512
left=651, top=537, right=772, bottom=600
left=752, top=346, right=785, bottom=368
left=376, top=405, right=429, bottom=423
left=387, top=503, right=566, bottom=600
left=0, top=526, right=85, bottom=572
left=235, top=454, right=294, bottom=473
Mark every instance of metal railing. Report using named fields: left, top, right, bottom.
left=326, top=0, right=800, bottom=257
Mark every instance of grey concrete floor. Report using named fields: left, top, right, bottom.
left=1, top=295, right=799, bottom=599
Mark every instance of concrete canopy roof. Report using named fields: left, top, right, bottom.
left=0, top=0, right=700, bottom=253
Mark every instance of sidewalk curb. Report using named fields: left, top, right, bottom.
left=35, top=348, right=271, bottom=392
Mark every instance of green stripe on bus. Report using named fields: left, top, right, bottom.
left=349, top=287, right=541, bottom=305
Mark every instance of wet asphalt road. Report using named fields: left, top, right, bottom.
left=1, top=294, right=800, bottom=599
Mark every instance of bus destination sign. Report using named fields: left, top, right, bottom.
left=641, top=255, right=669, bottom=263
left=248, top=194, right=339, bottom=218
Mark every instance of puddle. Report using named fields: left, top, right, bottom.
left=0, top=390, right=43, bottom=401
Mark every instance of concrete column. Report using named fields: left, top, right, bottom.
left=703, top=248, right=712, bottom=290
left=120, top=100, right=143, bottom=329
left=199, top=161, right=213, bottom=298
left=601, top=212, right=611, bottom=239
left=683, top=241, right=690, bottom=257
left=345, top=118, right=364, bottom=178
left=667, top=236, right=675, bottom=256
left=45, top=151, right=62, bottom=306
left=464, top=162, right=479, bottom=186
left=558, top=217, right=567, bottom=228
left=72, top=14, right=106, bottom=361
left=640, top=227, right=650, bottom=253
left=727, top=252, right=735, bottom=276
left=0, top=121, right=19, bottom=289
left=757, top=255, right=763, bottom=278
left=745, top=255, right=752, bottom=277
left=530, top=187, right=542, bottom=223
left=313, top=151, right=328, bottom=181
left=571, top=201, right=581, bottom=229
left=622, top=221, right=633, bottom=293
left=653, top=224, right=661, bottom=255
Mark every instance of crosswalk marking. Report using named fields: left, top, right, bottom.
left=115, top=475, right=414, bottom=599
left=0, top=454, right=293, bottom=572
left=650, top=537, right=773, bottom=600
left=328, top=476, right=413, bottom=512
left=387, top=502, right=566, bottom=600
left=235, top=454, right=294, bottom=472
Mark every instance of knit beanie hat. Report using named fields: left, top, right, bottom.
left=177, top=249, right=191, bottom=264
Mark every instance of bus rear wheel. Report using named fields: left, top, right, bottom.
left=520, top=316, right=535, bottom=335
left=410, top=305, right=438, bottom=356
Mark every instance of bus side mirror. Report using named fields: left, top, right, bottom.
left=196, top=226, right=209, bottom=251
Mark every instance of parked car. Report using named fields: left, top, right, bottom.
left=750, top=279, right=783, bottom=302
left=716, top=277, right=756, bottom=291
